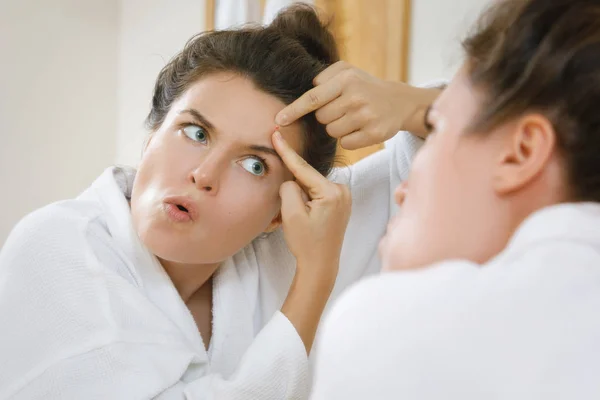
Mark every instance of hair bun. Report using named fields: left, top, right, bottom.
left=270, top=4, right=340, bottom=66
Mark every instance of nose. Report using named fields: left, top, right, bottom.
left=394, top=181, right=408, bottom=206
left=189, top=154, right=222, bottom=195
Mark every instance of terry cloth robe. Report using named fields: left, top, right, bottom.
left=0, top=130, right=422, bottom=399
left=311, top=203, right=600, bottom=400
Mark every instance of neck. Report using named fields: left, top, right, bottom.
left=159, top=258, right=220, bottom=303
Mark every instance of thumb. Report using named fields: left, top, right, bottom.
left=280, top=181, right=308, bottom=223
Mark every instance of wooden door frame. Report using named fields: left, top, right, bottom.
left=205, top=0, right=215, bottom=30
left=205, top=0, right=268, bottom=30
left=387, top=0, right=411, bottom=83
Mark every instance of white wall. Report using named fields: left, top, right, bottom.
left=0, top=0, right=119, bottom=245
left=116, top=0, right=207, bottom=167
left=408, top=0, right=491, bottom=84
left=0, top=0, right=208, bottom=246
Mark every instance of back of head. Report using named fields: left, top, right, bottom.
left=463, top=0, right=600, bottom=201
left=146, top=4, right=339, bottom=177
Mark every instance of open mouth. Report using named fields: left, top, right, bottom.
left=163, top=196, right=198, bottom=222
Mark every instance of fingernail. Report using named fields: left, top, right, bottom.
left=276, top=114, right=288, bottom=126
left=273, top=130, right=283, bottom=141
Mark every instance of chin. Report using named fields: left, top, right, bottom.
left=136, top=226, right=197, bottom=264
left=152, top=245, right=197, bottom=264
left=381, top=255, right=404, bottom=272
left=381, top=239, right=428, bottom=272
left=152, top=241, right=220, bottom=265
left=379, top=238, right=402, bottom=272
left=379, top=225, right=410, bottom=269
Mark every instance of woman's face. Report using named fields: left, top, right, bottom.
left=130, top=73, right=303, bottom=265
left=380, top=67, right=517, bottom=270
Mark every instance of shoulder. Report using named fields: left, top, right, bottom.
left=0, top=201, right=185, bottom=397
left=313, top=262, right=478, bottom=398
left=316, top=262, right=484, bottom=371
left=323, top=261, right=479, bottom=334
left=2, top=199, right=103, bottom=257
left=0, top=198, right=121, bottom=288
left=328, top=148, right=390, bottom=189
left=327, top=132, right=424, bottom=206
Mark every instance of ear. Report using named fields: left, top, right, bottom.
left=264, top=212, right=282, bottom=233
left=493, top=114, right=556, bottom=195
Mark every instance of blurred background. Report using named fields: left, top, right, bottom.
left=0, top=0, right=489, bottom=245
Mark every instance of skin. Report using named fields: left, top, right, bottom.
left=129, top=72, right=351, bottom=352
left=380, top=65, right=571, bottom=271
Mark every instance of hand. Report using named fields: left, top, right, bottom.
left=272, top=130, right=351, bottom=283
left=275, top=61, right=440, bottom=149
left=273, top=129, right=352, bottom=353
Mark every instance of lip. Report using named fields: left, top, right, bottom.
left=163, top=195, right=199, bottom=222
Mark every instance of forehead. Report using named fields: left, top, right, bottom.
left=435, top=66, right=481, bottom=129
left=170, top=72, right=303, bottom=149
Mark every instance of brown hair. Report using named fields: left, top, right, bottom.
left=463, top=0, right=600, bottom=201
left=145, top=4, right=339, bottom=177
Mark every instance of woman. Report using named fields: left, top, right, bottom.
left=0, top=5, right=437, bottom=399
left=311, top=0, right=600, bottom=398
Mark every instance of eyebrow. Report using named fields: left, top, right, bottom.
left=179, top=108, right=283, bottom=163
left=179, top=108, right=215, bottom=131
left=248, top=145, right=283, bottom=163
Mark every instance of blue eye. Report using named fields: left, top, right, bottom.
left=182, top=125, right=208, bottom=144
left=240, top=158, right=266, bottom=176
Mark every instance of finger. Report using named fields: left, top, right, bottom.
left=339, top=131, right=375, bottom=150
left=272, top=131, right=328, bottom=197
left=280, top=181, right=308, bottom=221
left=313, top=60, right=352, bottom=86
left=326, top=115, right=363, bottom=139
left=300, top=187, right=310, bottom=203
left=315, top=97, right=347, bottom=125
left=275, top=81, right=342, bottom=126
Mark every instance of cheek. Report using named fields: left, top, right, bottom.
left=404, top=141, right=453, bottom=217
left=132, top=139, right=183, bottom=212
left=382, top=139, right=464, bottom=269
left=386, top=138, right=498, bottom=269
left=135, top=136, right=180, bottom=195
left=379, top=224, right=402, bottom=271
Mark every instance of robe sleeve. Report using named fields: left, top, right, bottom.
left=328, top=131, right=424, bottom=296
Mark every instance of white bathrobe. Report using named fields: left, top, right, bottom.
left=0, top=131, right=422, bottom=399
left=311, top=203, right=600, bottom=399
